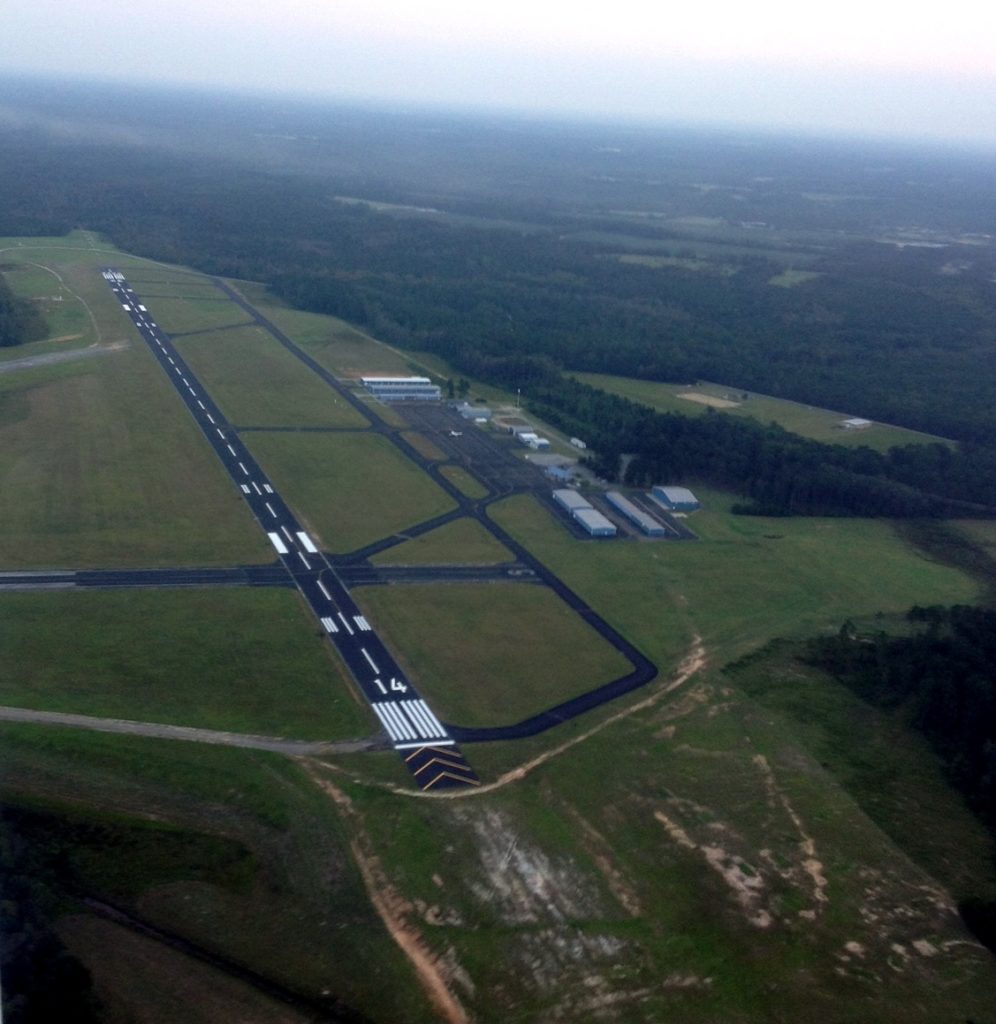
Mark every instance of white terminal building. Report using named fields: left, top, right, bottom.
left=361, top=376, right=441, bottom=401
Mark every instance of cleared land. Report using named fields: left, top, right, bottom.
left=245, top=431, right=455, bottom=554
left=372, top=517, right=512, bottom=566
left=571, top=371, right=953, bottom=452
left=0, top=261, right=96, bottom=356
left=489, top=489, right=977, bottom=665
left=0, top=588, right=373, bottom=739
left=353, top=582, right=632, bottom=725
left=173, top=325, right=368, bottom=428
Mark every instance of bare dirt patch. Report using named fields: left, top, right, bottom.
left=677, top=391, right=741, bottom=409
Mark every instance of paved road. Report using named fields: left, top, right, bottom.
left=0, top=705, right=377, bottom=755
left=103, top=269, right=479, bottom=792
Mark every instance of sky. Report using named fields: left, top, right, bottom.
left=3, top=0, right=996, bottom=146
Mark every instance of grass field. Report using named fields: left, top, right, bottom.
left=571, top=371, right=953, bottom=452
left=0, top=260, right=97, bottom=356
left=173, top=324, right=368, bottom=428
left=353, top=582, right=632, bottom=725
left=245, top=431, right=455, bottom=554
left=0, top=343, right=268, bottom=568
left=400, top=431, right=446, bottom=461
left=489, top=489, right=978, bottom=667
left=372, top=517, right=512, bottom=565
left=438, top=464, right=489, bottom=499
left=0, top=588, right=374, bottom=739
left=0, top=728, right=433, bottom=1021
left=243, top=300, right=416, bottom=378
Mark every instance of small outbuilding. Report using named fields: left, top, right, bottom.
left=840, top=417, right=873, bottom=430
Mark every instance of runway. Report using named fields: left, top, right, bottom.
left=102, top=269, right=479, bottom=792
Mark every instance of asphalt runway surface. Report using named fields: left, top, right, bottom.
left=102, top=269, right=479, bottom=792
left=89, top=270, right=663, bottom=773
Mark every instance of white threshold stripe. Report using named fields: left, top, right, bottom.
left=354, top=615, right=371, bottom=631
left=361, top=648, right=380, bottom=673
left=404, top=700, right=439, bottom=737
left=414, top=699, right=445, bottom=736
left=317, top=580, right=332, bottom=601
left=296, top=532, right=318, bottom=554
left=372, top=704, right=403, bottom=742
left=263, top=484, right=273, bottom=493
left=240, top=484, right=250, bottom=494
left=400, top=705, right=431, bottom=739
left=267, top=532, right=289, bottom=555
left=321, top=616, right=338, bottom=633
left=380, top=703, right=415, bottom=740
left=394, top=739, right=456, bottom=749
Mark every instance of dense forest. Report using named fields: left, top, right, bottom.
left=2, top=81, right=996, bottom=516
left=0, top=274, right=46, bottom=348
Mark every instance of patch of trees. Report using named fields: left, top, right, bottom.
left=3, top=129, right=996, bottom=514
left=0, top=274, right=46, bottom=347
left=805, top=606, right=996, bottom=952
left=806, top=606, right=996, bottom=828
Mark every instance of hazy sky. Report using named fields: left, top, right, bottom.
left=4, top=0, right=996, bottom=145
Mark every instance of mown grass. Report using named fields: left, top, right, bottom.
left=245, top=431, right=455, bottom=554
left=138, top=294, right=247, bottom=335
left=571, top=371, right=953, bottom=452
left=173, top=325, right=368, bottom=428
left=372, top=517, right=512, bottom=565
left=0, top=345, right=268, bottom=568
left=439, top=464, right=489, bottom=499
left=489, top=489, right=978, bottom=667
left=0, top=261, right=96, bottom=355
left=0, top=588, right=375, bottom=739
left=353, top=582, right=632, bottom=726
left=400, top=431, right=446, bottom=461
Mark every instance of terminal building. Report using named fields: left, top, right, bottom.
left=605, top=491, right=667, bottom=536
left=361, top=376, right=441, bottom=401
left=552, top=489, right=616, bottom=537
left=649, top=485, right=700, bottom=512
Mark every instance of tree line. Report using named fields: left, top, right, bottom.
left=0, top=273, right=47, bottom=348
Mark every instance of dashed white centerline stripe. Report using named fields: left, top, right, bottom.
left=216, top=428, right=225, bottom=439
left=239, top=462, right=249, bottom=475
left=227, top=444, right=237, bottom=456
left=361, top=648, right=380, bottom=674
left=265, top=502, right=277, bottom=517
left=280, top=525, right=293, bottom=542
left=206, top=414, right=215, bottom=424
left=197, top=400, right=205, bottom=409
left=317, top=580, right=332, bottom=601
left=251, top=482, right=262, bottom=495
left=337, top=612, right=354, bottom=635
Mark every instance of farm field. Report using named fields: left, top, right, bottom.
left=0, top=588, right=372, bottom=739
left=571, top=371, right=953, bottom=452
left=173, top=324, right=368, bottom=428
left=245, top=430, right=456, bottom=553
left=353, top=582, right=632, bottom=725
